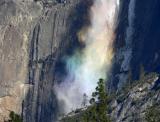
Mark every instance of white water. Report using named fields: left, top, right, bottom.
left=55, top=0, right=120, bottom=113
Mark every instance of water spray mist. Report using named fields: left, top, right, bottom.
left=55, top=0, right=120, bottom=113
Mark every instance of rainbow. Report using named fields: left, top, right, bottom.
left=55, top=0, right=120, bottom=113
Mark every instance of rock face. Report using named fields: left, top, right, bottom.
left=0, top=0, right=160, bottom=122
left=110, top=73, right=160, bottom=122
left=109, top=0, right=160, bottom=92
left=23, top=0, right=92, bottom=122
left=0, top=0, right=42, bottom=121
left=0, top=0, right=92, bottom=121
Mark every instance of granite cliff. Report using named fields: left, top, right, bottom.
left=0, top=0, right=160, bottom=122
left=0, top=0, right=42, bottom=121
left=0, top=0, right=92, bottom=121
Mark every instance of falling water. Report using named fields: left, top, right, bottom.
left=55, top=0, right=120, bottom=113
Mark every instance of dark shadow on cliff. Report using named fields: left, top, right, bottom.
left=109, top=0, right=160, bottom=92
left=54, top=0, right=93, bottom=84
left=131, top=0, right=160, bottom=77
left=108, top=0, right=130, bottom=91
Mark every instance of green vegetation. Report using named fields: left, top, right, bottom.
left=61, top=70, right=160, bottom=122
left=88, top=78, right=110, bottom=122
left=145, top=104, right=160, bottom=122
left=6, top=111, right=22, bottom=122
left=61, top=79, right=111, bottom=122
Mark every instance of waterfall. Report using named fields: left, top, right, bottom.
left=55, top=0, right=120, bottom=113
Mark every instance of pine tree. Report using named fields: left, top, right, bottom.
left=6, top=111, right=22, bottom=122
left=83, top=79, right=111, bottom=122
left=60, top=79, right=111, bottom=122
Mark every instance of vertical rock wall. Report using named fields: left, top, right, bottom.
left=109, top=0, right=160, bottom=92
left=0, top=0, right=42, bottom=121
left=0, top=0, right=92, bottom=121
left=23, top=0, right=92, bottom=122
